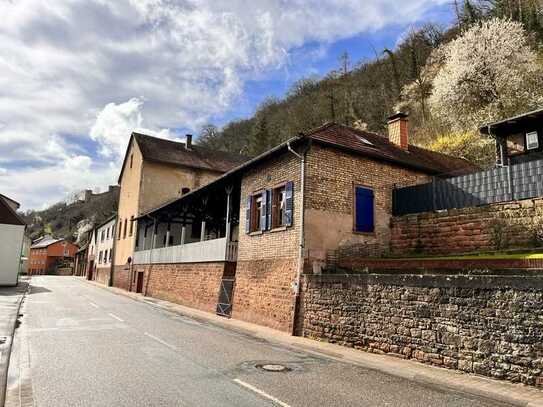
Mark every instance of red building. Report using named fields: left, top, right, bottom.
left=29, top=236, right=78, bottom=275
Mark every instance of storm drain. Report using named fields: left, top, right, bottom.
left=256, top=364, right=291, bottom=373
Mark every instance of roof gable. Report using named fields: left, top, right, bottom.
left=0, top=195, right=25, bottom=226
left=117, top=132, right=249, bottom=183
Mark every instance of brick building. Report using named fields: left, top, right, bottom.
left=112, top=132, right=248, bottom=290
left=127, top=114, right=476, bottom=333
left=29, top=236, right=78, bottom=275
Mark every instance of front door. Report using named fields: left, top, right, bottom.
left=136, top=272, right=144, bottom=294
left=87, top=261, right=94, bottom=280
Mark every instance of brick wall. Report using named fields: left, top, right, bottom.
left=305, top=144, right=428, bottom=264
left=391, top=197, right=543, bottom=256
left=234, top=150, right=301, bottom=332
left=135, top=262, right=226, bottom=314
left=302, top=272, right=543, bottom=386
left=112, top=265, right=130, bottom=290
left=232, top=258, right=298, bottom=332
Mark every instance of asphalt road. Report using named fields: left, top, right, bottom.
left=9, top=276, right=512, bottom=407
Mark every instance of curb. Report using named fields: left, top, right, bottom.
left=0, top=281, right=29, bottom=407
left=83, top=278, right=543, bottom=407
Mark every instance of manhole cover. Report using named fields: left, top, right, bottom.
left=258, top=364, right=290, bottom=372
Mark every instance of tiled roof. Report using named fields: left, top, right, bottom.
left=31, top=237, right=63, bottom=249
left=133, top=133, right=249, bottom=173
left=0, top=194, right=25, bottom=226
left=307, top=123, right=478, bottom=176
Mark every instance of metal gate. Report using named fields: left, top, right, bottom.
left=216, top=278, right=235, bottom=317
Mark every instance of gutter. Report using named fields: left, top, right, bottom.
left=287, top=139, right=308, bottom=336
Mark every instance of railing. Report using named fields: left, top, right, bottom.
left=393, top=158, right=543, bottom=216
left=133, top=238, right=238, bottom=265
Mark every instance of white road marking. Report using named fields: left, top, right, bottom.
left=233, top=379, right=291, bottom=407
left=108, top=313, right=124, bottom=322
left=89, top=302, right=99, bottom=308
left=144, top=332, right=177, bottom=351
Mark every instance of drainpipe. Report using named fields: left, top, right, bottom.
left=287, top=140, right=307, bottom=336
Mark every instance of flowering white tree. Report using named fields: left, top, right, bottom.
left=429, top=18, right=543, bottom=131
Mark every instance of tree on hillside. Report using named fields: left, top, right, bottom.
left=428, top=18, right=543, bottom=132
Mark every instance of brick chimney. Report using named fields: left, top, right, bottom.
left=387, top=112, right=409, bottom=150
left=185, top=134, right=193, bottom=150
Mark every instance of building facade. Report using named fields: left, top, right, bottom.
left=29, top=237, right=78, bottom=275
left=0, top=194, right=26, bottom=285
left=87, top=215, right=117, bottom=285
left=112, top=132, right=247, bottom=290
left=127, top=115, right=476, bottom=333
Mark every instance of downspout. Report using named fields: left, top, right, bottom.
left=287, top=140, right=307, bottom=336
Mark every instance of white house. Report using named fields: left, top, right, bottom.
left=0, top=194, right=26, bottom=286
left=87, top=214, right=117, bottom=285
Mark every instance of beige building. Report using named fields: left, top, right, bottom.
left=113, top=132, right=247, bottom=289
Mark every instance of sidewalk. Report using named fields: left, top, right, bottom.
left=86, top=279, right=543, bottom=407
left=0, top=279, right=28, bottom=407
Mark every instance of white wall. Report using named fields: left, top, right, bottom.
left=0, top=223, right=25, bottom=285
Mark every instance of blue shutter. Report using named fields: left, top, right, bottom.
left=245, top=196, right=252, bottom=234
left=284, top=181, right=294, bottom=226
left=265, top=189, right=272, bottom=230
left=355, top=187, right=374, bottom=232
left=260, top=191, right=267, bottom=231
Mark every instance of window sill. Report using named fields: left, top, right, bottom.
left=249, top=230, right=263, bottom=236
left=352, top=230, right=376, bottom=236
left=270, top=226, right=287, bottom=233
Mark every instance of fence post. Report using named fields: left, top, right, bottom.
left=507, top=164, right=513, bottom=201
left=431, top=177, right=437, bottom=211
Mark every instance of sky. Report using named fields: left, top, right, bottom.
left=0, top=0, right=454, bottom=210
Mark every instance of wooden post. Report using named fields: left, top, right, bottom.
left=165, top=223, right=171, bottom=247
left=181, top=226, right=186, bottom=245
left=200, top=221, right=206, bottom=242
left=225, top=186, right=233, bottom=242
left=152, top=219, right=157, bottom=249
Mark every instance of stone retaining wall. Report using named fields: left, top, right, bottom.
left=302, top=272, right=543, bottom=386
left=390, top=197, right=543, bottom=256
left=133, top=262, right=227, bottom=314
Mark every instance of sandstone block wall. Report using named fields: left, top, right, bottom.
left=112, top=265, right=130, bottom=291
left=134, top=262, right=226, bottom=314
left=232, top=258, right=298, bottom=332
left=391, top=197, right=543, bottom=255
left=302, top=272, right=543, bottom=386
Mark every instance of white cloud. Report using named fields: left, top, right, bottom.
left=0, top=0, right=448, bottom=209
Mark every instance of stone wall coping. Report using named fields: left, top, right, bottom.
left=305, top=271, right=543, bottom=290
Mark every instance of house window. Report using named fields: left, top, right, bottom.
left=101, top=230, right=105, bottom=242
left=118, top=220, right=122, bottom=240
left=109, top=250, right=112, bottom=262
left=129, top=216, right=134, bottom=236
left=272, top=185, right=286, bottom=228
left=527, top=131, right=539, bottom=150
left=123, top=219, right=127, bottom=239
left=507, top=133, right=526, bottom=156
left=130, top=153, right=133, bottom=169
left=98, top=251, right=103, bottom=264
left=104, top=249, right=108, bottom=263
left=106, top=227, right=110, bottom=240
left=181, top=187, right=190, bottom=195
left=250, top=194, right=263, bottom=232
left=354, top=186, right=374, bottom=233
left=245, top=181, right=293, bottom=234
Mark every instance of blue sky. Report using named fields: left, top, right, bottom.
left=0, top=0, right=454, bottom=210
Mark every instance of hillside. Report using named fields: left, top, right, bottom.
left=21, top=187, right=119, bottom=244
left=198, top=1, right=543, bottom=168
